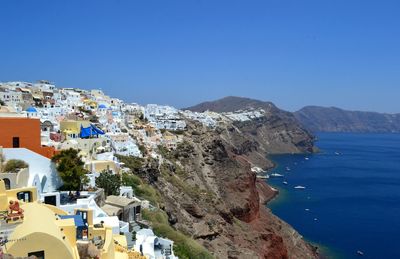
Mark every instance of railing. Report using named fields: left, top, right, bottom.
left=163, top=247, right=172, bottom=256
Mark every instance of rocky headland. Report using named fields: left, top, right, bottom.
left=138, top=96, right=319, bottom=258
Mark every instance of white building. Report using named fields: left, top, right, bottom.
left=40, top=191, right=129, bottom=234
left=108, top=133, right=142, bottom=157
left=0, top=90, right=23, bottom=105
left=2, top=148, right=63, bottom=194
left=135, top=229, right=178, bottom=259
left=34, top=80, right=56, bottom=92
left=0, top=81, right=31, bottom=91
left=60, top=89, right=82, bottom=110
left=144, top=104, right=186, bottom=131
left=223, top=109, right=265, bottom=122
left=25, top=106, right=39, bottom=118
left=182, top=110, right=218, bottom=128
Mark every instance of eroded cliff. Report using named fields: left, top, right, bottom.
left=150, top=119, right=318, bottom=259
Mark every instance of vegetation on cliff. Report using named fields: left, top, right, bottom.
left=142, top=209, right=213, bottom=259
left=117, top=155, right=212, bottom=259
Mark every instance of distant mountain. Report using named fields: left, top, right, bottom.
left=186, top=96, right=317, bottom=154
left=184, top=96, right=278, bottom=113
left=295, top=106, right=400, bottom=133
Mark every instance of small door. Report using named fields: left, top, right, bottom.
left=3, top=178, right=11, bottom=190
left=12, top=137, right=20, bottom=148
left=28, top=250, right=45, bottom=259
left=17, top=191, right=32, bottom=202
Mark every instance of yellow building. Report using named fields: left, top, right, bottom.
left=60, top=120, right=91, bottom=139
left=6, top=202, right=80, bottom=259
left=83, top=99, right=98, bottom=109
left=0, top=180, right=145, bottom=259
left=85, top=160, right=119, bottom=174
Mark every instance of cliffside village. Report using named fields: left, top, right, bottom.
left=0, top=80, right=266, bottom=259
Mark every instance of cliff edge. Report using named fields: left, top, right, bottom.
left=136, top=96, right=319, bottom=258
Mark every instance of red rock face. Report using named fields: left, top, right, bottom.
left=226, top=169, right=260, bottom=223
left=224, top=155, right=316, bottom=259
left=156, top=120, right=318, bottom=259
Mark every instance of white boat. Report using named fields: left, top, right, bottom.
left=294, top=185, right=306, bottom=189
left=285, top=167, right=291, bottom=171
left=283, top=181, right=288, bottom=185
left=305, top=157, right=310, bottom=160
left=270, top=173, right=284, bottom=177
left=257, top=175, right=269, bottom=179
left=305, top=208, right=310, bottom=211
left=335, top=152, right=341, bottom=155
left=357, top=250, right=364, bottom=256
left=251, top=167, right=264, bottom=173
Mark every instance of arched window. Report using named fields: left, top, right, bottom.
left=41, top=176, right=47, bottom=192
left=3, top=178, right=11, bottom=190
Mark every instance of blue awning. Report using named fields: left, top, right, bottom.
left=91, top=124, right=105, bottom=135
left=79, top=124, right=105, bottom=138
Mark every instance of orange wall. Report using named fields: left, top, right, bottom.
left=0, top=118, right=56, bottom=158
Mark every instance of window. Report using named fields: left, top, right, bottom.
left=12, top=137, right=20, bottom=148
left=17, top=191, right=32, bottom=202
left=28, top=250, right=45, bottom=259
left=44, top=195, right=57, bottom=206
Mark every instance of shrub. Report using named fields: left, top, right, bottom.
left=138, top=144, right=147, bottom=155
left=4, top=159, right=28, bottom=173
left=173, top=130, right=185, bottom=135
left=121, top=172, right=161, bottom=205
left=157, top=145, right=173, bottom=159
left=122, top=172, right=141, bottom=187
left=115, top=155, right=143, bottom=173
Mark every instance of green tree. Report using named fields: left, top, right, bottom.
left=95, top=170, right=121, bottom=196
left=52, top=148, right=89, bottom=191
left=115, top=155, right=143, bottom=173
left=3, top=159, right=28, bottom=173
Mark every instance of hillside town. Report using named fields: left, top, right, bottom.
left=0, top=80, right=269, bottom=259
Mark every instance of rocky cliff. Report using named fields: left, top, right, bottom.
left=186, top=96, right=317, bottom=155
left=135, top=96, right=320, bottom=258
left=153, top=120, right=318, bottom=258
left=295, top=106, right=400, bottom=133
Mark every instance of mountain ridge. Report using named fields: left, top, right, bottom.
left=186, top=96, right=400, bottom=133
left=295, top=106, right=400, bottom=133
left=184, top=96, right=277, bottom=113
left=186, top=96, right=317, bottom=153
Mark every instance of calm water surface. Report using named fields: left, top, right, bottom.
left=267, top=133, right=400, bottom=259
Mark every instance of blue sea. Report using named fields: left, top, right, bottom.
left=266, top=133, right=400, bottom=259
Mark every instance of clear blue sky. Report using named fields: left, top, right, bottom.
left=1, top=0, right=399, bottom=113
